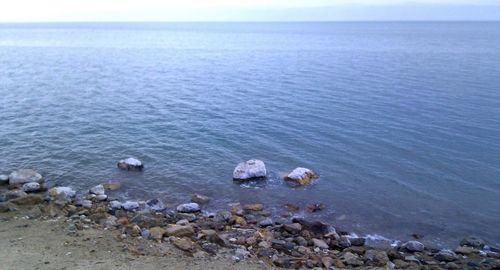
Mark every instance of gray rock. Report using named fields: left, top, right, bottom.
left=235, top=248, right=250, bottom=259
left=435, top=249, right=458, bottom=262
left=146, top=199, right=165, bottom=212
left=117, top=157, right=144, bottom=171
left=2, top=190, right=28, bottom=201
left=89, top=184, right=105, bottom=195
left=141, top=229, right=150, bottom=240
left=22, top=182, right=41, bottom=192
left=122, top=201, right=139, bottom=210
left=233, top=159, right=266, bottom=180
left=460, top=236, right=486, bottom=249
left=48, top=187, right=76, bottom=201
left=110, top=200, right=122, bottom=210
left=95, top=194, right=107, bottom=201
left=403, top=240, right=425, bottom=252
left=0, top=174, right=8, bottom=184
left=102, top=216, right=117, bottom=227
left=342, top=252, right=364, bottom=266
left=259, top=218, right=273, bottom=227
left=176, top=202, right=200, bottom=213
left=284, top=223, right=302, bottom=234
left=216, top=210, right=232, bottom=222
left=338, top=236, right=352, bottom=249
left=284, top=167, right=319, bottom=185
left=8, top=169, right=43, bottom=185
left=312, top=238, right=329, bottom=249
left=364, top=249, right=390, bottom=267
left=80, top=199, right=92, bottom=209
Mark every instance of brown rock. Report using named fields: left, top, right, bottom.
left=10, top=194, right=43, bottom=206
left=243, top=203, right=264, bottom=211
left=229, top=216, right=247, bottom=226
left=284, top=203, right=300, bottom=211
left=283, top=223, right=302, bottom=234
left=165, top=225, right=195, bottom=237
left=173, top=237, right=196, bottom=252
left=149, top=226, right=166, bottom=241
left=118, top=217, right=129, bottom=225
left=321, top=257, right=334, bottom=268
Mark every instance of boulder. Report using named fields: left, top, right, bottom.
left=403, top=240, right=425, bottom=252
left=89, top=184, right=105, bottom=195
left=191, top=194, right=210, bottom=204
left=312, top=238, right=329, bottom=249
left=22, top=182, right=41, bottom=193
left=284, top=167, right=319, bottom=185
left=8, top=169, right=43, bottom=185
left=117, top=157, right=143, bottom=171
left=146, top=199, right=165, bottom=212
left=176, top=203, right=200, bottom=213
left=149, top=226, right=166, bottom=241
left=284, top=223, right=302, bottom=234
left=0, top=174, right=8, bottom=185
left=95, top=194, right=107, bottom=201
left=173, top=237, right=196, bottom=252
left=233, top=159, right=266, bottom=180
left=48, top=187, right=76, bottom=201
left=259, top=218, right=273, bottom=227
left=364, top=250, right=389, bottom=267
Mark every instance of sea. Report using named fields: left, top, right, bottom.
left=1, top=22, right=499, bottom=248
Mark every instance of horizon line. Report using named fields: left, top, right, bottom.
left=1, top=20, right=499, bottom=24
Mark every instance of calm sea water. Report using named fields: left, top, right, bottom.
left=1, top=22, right=499, bottom=247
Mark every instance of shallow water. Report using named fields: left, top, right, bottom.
left=1, top=22, right=499, bottom=248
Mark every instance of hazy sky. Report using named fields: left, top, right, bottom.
left=1, top=0, right=499, bottom=22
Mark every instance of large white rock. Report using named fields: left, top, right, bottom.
left=48, top=186, right=76, bottom=201
left=176, top=203, right=201, bottom=213
left=8, top=169, right=43, bottom=185
left=233, top=159, right=267, bottom=180
left=89, top=184, right=105, bottom=195
left=117, top=157, right=144, bottom=171
left=284, top=167, right=319, bottom=185
left=0, top=174, right=9, bottom=184
left=122, top=201, right=140, bottom=210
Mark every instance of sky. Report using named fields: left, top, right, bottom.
left=0, top=0, right=499, bottom=22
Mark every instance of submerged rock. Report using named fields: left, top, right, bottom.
left=22, top=182, right=41, bottom=193
left=284, top=167, right=319, bottom=186
left=103, top=182, right=121, bottom=191
left=122, top=201, right=140, bottom=211
left=191, top=194, right=210, bottom=204
left=176, top=203, right=200, bottom=213
left=243, top=203, right=264, bottom=211
left=117, top=157, right=144, bottom=171
left=460, top=236, right=485, bottom=249
left=233, top=159, right=266, bottom=180
left=48, top=187, right=76, bottom=201
left=8, top=169, right=43, bottom=185
left=146, top=199, right=165, bottom=212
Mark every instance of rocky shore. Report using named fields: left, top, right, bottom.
left=1, top=167, right=499, bottom=269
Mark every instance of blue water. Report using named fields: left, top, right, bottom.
left=1, top=22, right=499, bottom=247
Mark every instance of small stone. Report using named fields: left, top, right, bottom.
left=259, top=218, right=273, bottom=227
left=146, top=199, right=165, bottom=211
left=122, top=201, right=139, bottom=211
left=8, top=169, right=43, bottom=185
left=235, top=248, right=250, bottom=259
left=404, top=240, right=425, bottom=252
left=233, top=159, right=267, bottom=180
left=173, top=237, right=195, bottom=252
left=445, top=262, right=460, bottom=270
left=89, top=184, right=105, bottom=195
left=364, top=249, right=389, bottom=267
left=191, top=194, right=210, bottom=204
left=460, top=236, right=485, bottom=249
left=455, top=245, right=478, bottom=255
left=48, top=187, right=76, bottom=201
left=216, top=210, right=232, bottom=222
left=22, top=182, right=41, bottom=192
left=284, top=167, right=319, bottom=185
left=229, top=216, right=247, bottom=226
left=95, top=194, right=107, bottom=201
left=176, top=203, right=200, bottom=213
left=117, top=157, right=144, bottom=171
left=337, top=236, right=352, bottom=249
left=312, top=238, right=329, bottom=249
left=321, top=257, right=334, bottom=268
left=202, top=243, right=218, bottom=254
left=80, top=199, right=92, bottom=209
left=102, top=216, right=117, bottom=227
left=149, top=226, right=166, bottom=241
left=243, top=203, right=264, bottom=211
left=165, top=225, right=194, bottom=237
left=341, top=251, right=364, bottom=266
left=110, top=200, right=122, bottom=210
left=435, top=249, right=458, bottom=262
left=2, top=190, right=28, bottom=201
left=350, top=237, right=366, bottom=246
left=306, top=203, right=325, bottom=212
left=176, top=219, right=189, bottom=226
left=295, top=236, right=308, bottom=247
left=141, top=229, right=150, bottom=240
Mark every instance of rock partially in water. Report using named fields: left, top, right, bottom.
left=243, top=203, right=264, bottom=211
left=146, top=199, right=165, bottom=212
left=95, top=194, right=107, bottom=201
left=284, top=167, right=319, bottom=186
left=110, top=200, right=122, bottom=210
left=403, top=240, right=425, bottom=252
left=191, top=194, right=210, bottom=204
left=103, top=182, right=121, bottom=191
left=460, top=236, right=486, bottom=249
left=8, top=169, right=43, bottom=185
left=48, top=187, right=76, bottom=201
left=122, top=201, right=140, bottom=211
left=89, top=184, right=105, bottom=195
left=0, top=174, right=9, bottom=185
left=176, top=203, right=200, bottom=213
left=233, top=159, right=266, bottom=181
left=435, top=249, right=458, bottom=262
left=22, top=182, right=41, bottom=193
left=117, top=157, right=144, bottom=171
